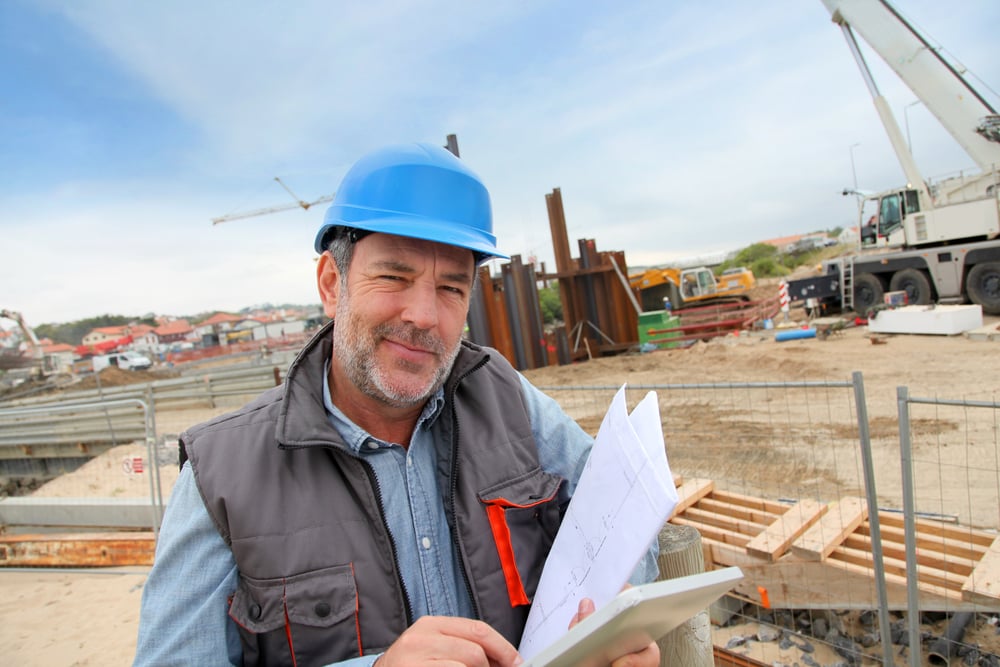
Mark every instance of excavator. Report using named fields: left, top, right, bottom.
left=628, top=265, right=756, bottom=312
left=0, top=309, right=70, bottom=388
left=0, top=309, right=45, bottom=371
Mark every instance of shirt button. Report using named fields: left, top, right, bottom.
left=421, top=537, right=432, bottom=549
left=314, top=602, right=331, bottom=617
left=249, top=603, right=262, bottom=620
left=366, top=441, right=379, bottom=450
left=406, top=456, right=413, bottom=467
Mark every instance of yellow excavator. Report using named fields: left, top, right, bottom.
left=628, top=266, right=756, bottom=312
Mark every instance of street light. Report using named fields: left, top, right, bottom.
left=849, top=142, right=861, bottom=190
left=904, top=100, right=922, bottom=153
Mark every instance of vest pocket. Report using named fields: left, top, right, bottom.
left=479, top=469, right=564, bottom=607
left=229, top=564, right=362, bottom=661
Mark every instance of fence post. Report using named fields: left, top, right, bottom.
left=853, top=371, right=896, bottom=667
left=655, top=524, right=712, bottom=666
left=897, top=386, right=923, bottom=667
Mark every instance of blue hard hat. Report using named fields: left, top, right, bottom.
left=314, top=143, right=508, bottom=260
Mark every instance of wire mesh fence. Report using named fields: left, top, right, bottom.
left=539, top=378, right=1000, bottom=666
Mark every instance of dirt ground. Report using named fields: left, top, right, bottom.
left=3, top=306, right=999, bottom=666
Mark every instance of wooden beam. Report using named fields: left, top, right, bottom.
left=0, top=532, right=155, bottom=567
left=962, top=535, right=1000, bottom=606
left=745, top=499, right=827, bottom=562
left=710, top=489, right=788, bottom=515
left=670, top=478, right=714, bottom=517
left=791, top=497, right=867, bottom=562
left=697, top=497, right=779, bottom=525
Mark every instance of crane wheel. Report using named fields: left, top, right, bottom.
left=853, top=273, right=885, bottom=315
left=967, top=262, right=1000, bottom=315
left=889, top=269, right=933, bottom=306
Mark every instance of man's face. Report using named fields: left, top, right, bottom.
left=321, top=232, right=475, bottom=409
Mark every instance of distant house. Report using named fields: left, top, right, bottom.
left=82, top=325, right=130, bottom=347
left=128, top=324, right=160, bottom=353
left=194, top=313, right=243, bottom=345
left=838, top=226, right=860, bottom=245
left=759, top=234, right=804, bottom=253
left=155, top=319, right=194, bottom=345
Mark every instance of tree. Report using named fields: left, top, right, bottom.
left=537, top=283, right=563, bottom=325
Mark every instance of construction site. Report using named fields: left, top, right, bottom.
left=3, top=0, right=1000, bottom=664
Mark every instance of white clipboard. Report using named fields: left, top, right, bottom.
left=522, top=567, right=743, bottom=667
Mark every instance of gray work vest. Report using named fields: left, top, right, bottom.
left=182, top=322, right=566, bottom=666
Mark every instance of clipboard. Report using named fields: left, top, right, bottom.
left=522, top=567, right=743, bottom=667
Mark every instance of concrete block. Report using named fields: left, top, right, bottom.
left=867, top=305, right=983, bottom=335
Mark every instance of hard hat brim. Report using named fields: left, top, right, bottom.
left=314, top=210, right=509, bottom=261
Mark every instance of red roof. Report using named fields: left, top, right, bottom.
left=155, top=319, right=193, bottom=336
left=197, top=312, right=243, bottom=327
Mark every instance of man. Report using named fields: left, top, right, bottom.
left=134, top=143, right=659, bottom=666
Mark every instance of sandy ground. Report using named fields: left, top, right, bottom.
left=3, top=309, right=999, bottom=666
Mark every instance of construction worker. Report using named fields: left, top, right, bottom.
left=133, top=143, right=660, bottom=666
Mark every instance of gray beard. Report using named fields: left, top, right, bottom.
left=332, top=294, right=461, bottom=409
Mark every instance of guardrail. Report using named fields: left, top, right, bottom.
left=0, top=365, right=283, bottom=412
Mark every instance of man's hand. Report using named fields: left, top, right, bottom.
left=375, top=615, right=522, bottom=667
left=569, top=596, right=661, bottom=667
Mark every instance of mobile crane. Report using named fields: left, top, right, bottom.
left=788, top=0, right=1000, bottom=315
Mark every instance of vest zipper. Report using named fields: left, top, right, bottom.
left=360, top=458, right=414, bottom=625
left=447, top=355, right=490, bottom=620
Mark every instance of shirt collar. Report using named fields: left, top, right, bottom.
left=322, top=359, right=446, bottom=453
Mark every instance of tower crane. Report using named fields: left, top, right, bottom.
left=210, top=177, right=334, bottom=225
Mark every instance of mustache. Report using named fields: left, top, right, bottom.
left=374, top=322, right=446, bottom=355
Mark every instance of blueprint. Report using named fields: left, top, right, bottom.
left=518, top=385, right=679, bottom=660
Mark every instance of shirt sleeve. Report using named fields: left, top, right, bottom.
left=518, top=376, right=660, bottom=585
left=133, top=462, right=242, bottom=666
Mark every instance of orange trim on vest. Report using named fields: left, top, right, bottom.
left=485, top=503, right=531, bottom=607
left=351, top=562, right=363, bottom=656
left=282, top=580, right=299, bottom=667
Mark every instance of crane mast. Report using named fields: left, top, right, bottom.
left=822, top=0, right=1000, bottom=176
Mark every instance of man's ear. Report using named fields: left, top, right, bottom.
left=316, top=252, right=341, bottom=319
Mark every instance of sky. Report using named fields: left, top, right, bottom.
left=2, top=0, right=998, bottom=327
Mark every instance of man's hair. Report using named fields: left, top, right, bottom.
left=325, top=227, right=358, bottom=276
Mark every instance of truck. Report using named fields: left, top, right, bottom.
left=92, top=351, right=153, bottom=372
left=788, top=0, right=1000, bottom=316
left=628, top=265, right=756, bottom=312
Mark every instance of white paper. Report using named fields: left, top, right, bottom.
left=518, top=385, right=679, bottom=660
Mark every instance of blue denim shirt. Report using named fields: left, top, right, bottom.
left=134, top=374, right=658, bottom=666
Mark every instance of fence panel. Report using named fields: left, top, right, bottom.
left=896, top=389, right=1000, bottom=667
left=539, top=377, right=900, bottom=666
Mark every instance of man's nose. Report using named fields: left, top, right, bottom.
left=400, top=281, right=439, bottom=329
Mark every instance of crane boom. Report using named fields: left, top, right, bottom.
left=821, top=0, right=1000, bottom=174
left=211, top=195, right=334, bottom=225
left=211, top=176, right=334, bottom=225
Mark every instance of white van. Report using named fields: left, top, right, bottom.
left=92, top=351, right=153, bottom=372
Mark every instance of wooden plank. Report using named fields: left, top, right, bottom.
left=710, top=489, right=788, bottom=515
left=670, top=478, right=714, bottom=518
left=745, top=499, right=827, bottom=562
left=682, top=506, right=769, bottom=537
left=0, top=532, right=155, bottom=567
left=790, top=497, right=867, bottom=562
left=830, top=545, right=970, bottom=593
left=962, top=535, right=1000, bottom=606
left=877, top=512, right=996, bottom=547
left=670, top=516, right=749, bottom=547
left=697, top=496, right=779, bottom=525
left=843, top=533, right=977, bottom=574
left=860, top=522, right=987, bottom=561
